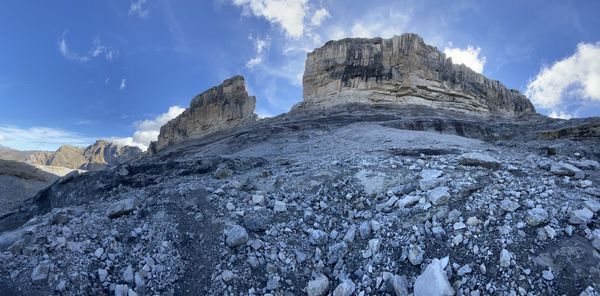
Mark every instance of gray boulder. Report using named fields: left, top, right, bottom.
left=459, top=152, right=501, bottom=169
left=225, top=225, right=249, bottom=248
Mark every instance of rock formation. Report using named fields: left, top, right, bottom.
left=24, top=140, right=142, bottom=170
left=149, top=75, right=256, bottom=153
left=297, top=33, right=535, bottom=115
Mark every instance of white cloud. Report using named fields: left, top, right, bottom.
left=129, top=0, right=149, bottom=19
left=0, top=125, right=95, bottom=151
left=443, top=45, right=487, bottom=73
left=59, top=33, right=118, bottom=63
left=110, top=106, right=185, bottom=150
left=310, top=8, right=329, bottom=26
left=525, top=42, right=600, bottom=109
left=548, top=111, right=573, bottom=120
left=120, top=79, right=127, bottom=91
left=246, top=36, right=269, bottom=68
left=232, top=0, right=309, bottom=38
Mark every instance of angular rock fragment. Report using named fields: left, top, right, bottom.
left=459, top=152, right=501, bottom=169
left=414, top=257, right=454, bottom=296
left=225, top=225, right=249, bottom=248
left=307, top=274, right=330, bottom=296
left=106, top=197, right=136, bottom=218
left=428, top=187, right=450, bottom=206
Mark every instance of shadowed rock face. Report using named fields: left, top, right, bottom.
left=298, top=33, right=536, bottom=115
left=150, top=75, right=256, bottom=153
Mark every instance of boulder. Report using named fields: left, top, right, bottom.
left=550, top=162, right=585, bottom=179
left=459, top=153, right=501, bottom=169
left=414, top=257, right=454, bottom=296
left=428, top=187, right=450, bottom=205
left=225, top=225, right=249, bottom=248
left=106, top=197, right=137, bottom=218
left=307, top=274, right=330, bottom=296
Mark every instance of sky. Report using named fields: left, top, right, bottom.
left=0, top=0, right=599, bottom=151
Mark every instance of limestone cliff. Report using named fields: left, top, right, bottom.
left=150, top=75, right=256, bottom=153
left=297, top=33, right=535, bottom=115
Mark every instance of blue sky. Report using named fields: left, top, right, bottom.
left=0, top=0, right=599, bottom=151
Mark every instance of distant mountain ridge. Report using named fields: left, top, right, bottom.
left=1, top=140, right=142, bottom=171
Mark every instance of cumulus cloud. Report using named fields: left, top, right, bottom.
left=120, top=79, right=127, bottom=91
left=129, top=0, right=149, bottom=19
left=443, top=45, right=487, bottom=73
left=246, top=36, right=270, bottom=69
left=232, top=0, right=309, bottom=38
left=0, top=125, right=95, bottom=151
left=310, top=8, right=329, bottom=26
left=59, top=33, right=118, bottom=63
left=525, top=42, right=600, bottom=110
left=110, top=106, right=185, bottom=150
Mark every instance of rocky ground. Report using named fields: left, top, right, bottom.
left=0, top=107, right=599, bottom=296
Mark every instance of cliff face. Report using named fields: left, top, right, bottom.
left=150, top=75, right=256, bottom=153
left=298, top=33, right=535, bottom=115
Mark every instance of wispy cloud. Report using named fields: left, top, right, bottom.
left=120, top=79, right=127, bottom=91
left=310, top=8, right=329, bottom=26
left=129, top=0, right=149, bottom=19
left=58, top=32, right=118, bottom=63
left=246, top=35, right=269, bottom=69
left=0, top=125, right=95, bottom=151
left=110, top=106, right=185, bottom=150
left=444, top=44, right=487, bottom=73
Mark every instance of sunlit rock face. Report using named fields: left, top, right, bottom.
left=298, top=33, right=535, bottom=115
left=150, top=75, right=256, bottom=153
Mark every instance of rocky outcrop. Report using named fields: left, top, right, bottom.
left=297, top=33, right=535, bottom=115
left=25, top=140, right=142, bottom=171
left=149, top=75, right=256, bottom=153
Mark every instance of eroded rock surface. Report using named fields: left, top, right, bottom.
left=298, top=33, right=535, bottom=115
left=150, top=75, right=256, bottom=153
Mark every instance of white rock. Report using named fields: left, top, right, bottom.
left=122, top=265, right=134, bottom=283
left=499, top=249, right=513, bottom=267
left=273, top=201, right=287, bottom=212
left=428, top=187, right=450, bottom=206
left=114, top=284, right=129, bottom=296
left=390, top=275, right=408, bottom=296
left=31, top=261, right=49, bottom=283
left=307, top=274, right=330, bottom=296
left=221, top=270, right=235, bottom=282
left=569, top=208, right=594, bottom=225
left=542, top=270, right=554, bottom=281
left=500, top=199, right=520, bottom=212
left=526, top=208, right=548, bottom=226
left=584, top=199, right=600, bottom=213
left=94, top=247, right=104, bottom=258
left=251, top=194, right=265, bottom=205
left=98, top=268, right=108, bottom=282
left=413, top=257, right=454, bottom=296
left=419, top=170, right=444, bottom=190
left=397, top=195, right=420, bottom=208
left=332, top=279, right=355, bottom=296
left=408, top=245, right=425, bottom=265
